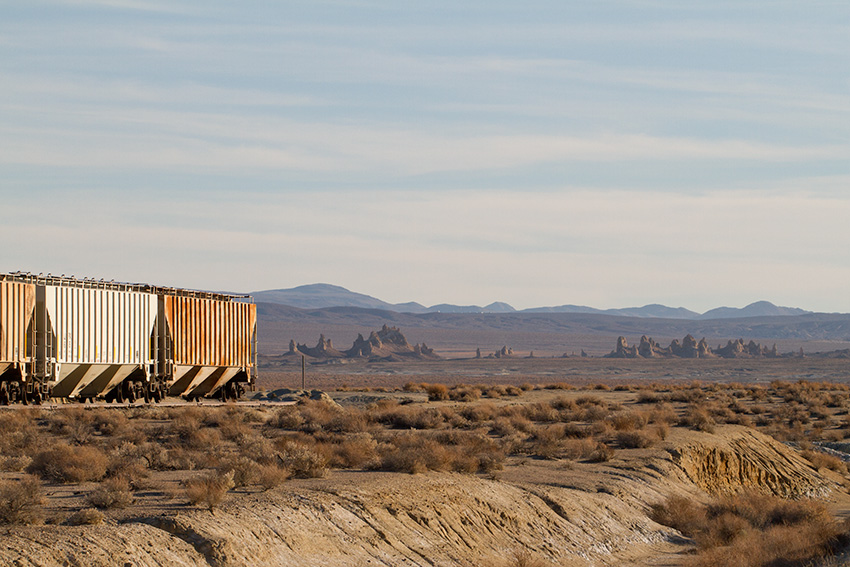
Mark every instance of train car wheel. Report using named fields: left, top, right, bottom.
left=0, top=383, right=8, bottom=406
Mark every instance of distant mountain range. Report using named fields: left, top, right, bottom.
left=251, top=284, right=814, bottom=320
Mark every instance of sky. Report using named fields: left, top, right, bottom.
left=1, top=1, right=849, bottom=313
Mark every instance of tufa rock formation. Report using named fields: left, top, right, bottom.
left=606, top=335, right=779, bottom=359
left=292, top=325, right=440, bottom=362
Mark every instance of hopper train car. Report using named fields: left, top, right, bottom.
left=0, top=272, right=257, bottom=404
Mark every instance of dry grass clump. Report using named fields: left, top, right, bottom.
left=425, top=384, right=449, bottom=401
left=65, top=507, right=103, bottom=525
left=27, top=443, right=108, bottom=483
left=801, top=450, right=848, bottom=474
left=375, top=405, right=446, bottom=430
left=86, top=476, right=134, bottom=509
left=326, top=433, right=379, bottom=469
left=527, top=424, right=610, bottom=461
left=616, top=430, right=656, bottom=449
left=185, top=470, right=235, bottom=513
left=256, top=463, right=290, bottom=491
left=0, top=475, right=44, bottom=525
left=680, top=406, right=716, bottom=433
left=651, top=491, right=848, bottom=567
left=378, top=431, right=504, bottom=474
left=275, top=437, right=329, bottom=478
left=610, top=410, right=650, bottom=431
left=218, top=456, right=262, bottom=489
left=449, top=385, right=482, bottom=402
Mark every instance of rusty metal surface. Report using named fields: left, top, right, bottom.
left=0, top=281, right=35, bottom=369
left=163, top=295, right=256, bottom=369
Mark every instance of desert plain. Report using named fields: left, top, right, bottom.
left=2, top=347, right=850, bottom=566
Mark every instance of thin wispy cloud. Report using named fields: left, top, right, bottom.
left=2, top=1, right=849, bottom=311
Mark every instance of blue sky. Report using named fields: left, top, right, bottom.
left=2, top=1, right=849, bottom=312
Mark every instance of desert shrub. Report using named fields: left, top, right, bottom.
left=491, top=417, right=517, bottom=437
left=460, top=403, right=498, bottom=423
left=560, top=438, right=600, bottom=460
left=528, top=424, right=566, bottom=459
left=425, top=384, right=449, bottom=401
left=65, top=508, right=103, bottom=525
left=670, top=389, right=704, bottom=404
left=106, top=442, right=150, bottom=485
left=652, top=491, right=848, bottom=567
left=378, top=406, right=445, bottom=430
left=617, top=430, right=655, bottom=449
left=218, top=456, right=261, bottom=488
left=185, top=470, right=235, bottom=512
left=379, top=435, right=452, bottom=474
left=485, top=385, right=507, bottom=398
left=649, top=403, right=678, bottom=424
left=377, top=431, right=503, bottom=474
left=179, top=427, right=223, bottom=451
left=801, top=450, right=848, bottom=474
left=28, top=443, right=108, bottom=483
left=504, top=386, right=524, bottom=397
left=610, top=411, right=649, bottom=431
left=276, top=438, right=329, bottom=478
left=650, top=494, right=708, bottom=536
left=86, top=476, right=134, bottom=509
left=237, top=434, right=276, bottom=464
left=218, top=420, right=252, bottom=442
left=0, top=411, right=41, bottom=455
left=296, top=400, right=344, bottom=432
left=256, top=463, right=290, bottom=491
left=327, top=433, right=378, bottom=468
left=681, top=407, right=716, bottom=433
left=588, top=442, right=614, bottom=462
left=562, top=422, right=594, bottom=439
left=90, top=409, right=132, bottom=438
left=522, top=403, right=560, bottom=423
left=550, top=396, right=577, bottom=411
left=637, top=391, right=661, bottom=404
left=326, top=408, right=370, bottom=433
left=581, top=405, right=610, bottom=423
left=0, top=475, right=44, bottom=525
left=449, top=385, right=482, bottom=402
left=270, top=406, right=305, bottom=430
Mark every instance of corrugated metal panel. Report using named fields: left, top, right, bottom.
left=163, top=295, right=256, bottom=368
left=44, top=285, right=157, bottom=366
left=0, top=281, right=35, bottom=366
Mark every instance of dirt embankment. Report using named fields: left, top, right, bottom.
left=1, top=425, right=846, bottom=567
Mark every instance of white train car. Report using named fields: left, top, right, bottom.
left=36, top=278, right=158, bottom=401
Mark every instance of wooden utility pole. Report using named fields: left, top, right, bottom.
left=301, top=355, right=306, bottom=390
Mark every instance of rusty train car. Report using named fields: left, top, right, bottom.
left=0, top=273, right=257, bottom=404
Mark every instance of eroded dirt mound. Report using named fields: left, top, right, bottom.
left=668, top=425, right=833, bottom=497
left=0, top=426, right=845, bottom=567
left=0, top=472, right=679, bottom=567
